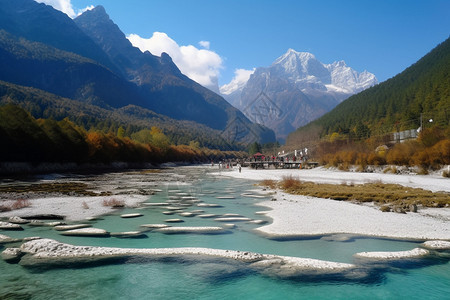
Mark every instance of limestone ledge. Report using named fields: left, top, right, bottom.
left=422, top=240, right=450, bottom=250
left=354, top=248, right=430, bottom=260
left=0, top=234, right=40, bottom=244
left=7, top=239, right=357, bottom=277
left=155, top=226, right=228, bottom=234
left=0, top=221, right=23, bottom=230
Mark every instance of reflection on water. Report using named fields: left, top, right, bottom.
left=0, top=166, right=449, bottom=299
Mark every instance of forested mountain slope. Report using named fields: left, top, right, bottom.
left=0, top=80, right=238, bottom=149
left=287, top=37, right=450, bottom=145
left=0, top=0, right=275, bottom=147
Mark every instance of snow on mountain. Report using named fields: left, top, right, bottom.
left=270, top=49, right=377, bottom=94
left=272, top=49, right=331, bottom=87
left=220, top=68, right=255, bottom=95
left=221, top=49, right=378, bottom=141
left=326, top=60, right=377, bottom=94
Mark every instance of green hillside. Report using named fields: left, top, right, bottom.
left=0, top=80, right=237, bottom=150
left=0, top=1, right=276, bottom=146
left=0, top=104, right=246, bottom=167
left=287, top=37, right=450, bottom=145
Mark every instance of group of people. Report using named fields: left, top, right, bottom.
left=212, top=160, right=242, bottom=173
left=250, top=154, right=307, bottom=163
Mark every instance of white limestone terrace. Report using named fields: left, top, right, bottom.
left=3, top=238, right=447, bottom=280
left=422, top=240, right=450, bottom=250
left=354, top=248, right=430, bottom=260
left=216, top=167, right=450, bottom=241
left=255, top=192, right=450, bottom=241
left=3, top=238, right=361, bottom=279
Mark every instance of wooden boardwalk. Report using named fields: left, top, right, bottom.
left=244, top=161, right=319, bottom=169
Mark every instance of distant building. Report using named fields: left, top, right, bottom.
left=392, top=129, right=419, bottom=143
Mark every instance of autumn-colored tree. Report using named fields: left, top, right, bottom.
left=117, top=126, right=125, bottom=138
left=150, top=127, right=170, bottom=151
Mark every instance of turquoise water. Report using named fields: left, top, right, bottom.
left=1, top=169, right=449, bottom=299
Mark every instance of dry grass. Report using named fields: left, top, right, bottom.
left=316, top=131, right=449, bottom=170
left=260, top=179, right=277, bottom=189
left=264, top=177, right=450, bottom=212
left=0, top=182, right=112, bottom=197
left=102, top=198, right=125, bottom=208
left=279, top=175, right=304, bottom=190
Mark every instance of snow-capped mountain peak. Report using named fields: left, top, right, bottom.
left=220, top=48, right=378, bottom=141
left=325, top=60, right=377, bottom=93
left=274, top=49, right=316, bottom=66
left=273, top=49, right=325, bottom=79
left=269, top=49, right=377, bottom=94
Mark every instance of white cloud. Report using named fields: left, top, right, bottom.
left=198, top=41, right=210, bottom=49
left=128, top=32, right=223, bottom=91
left=34, top=1, right=223, bottom=91
left=34, top=0, right=94, bottom=18
left=77, top=5, right=95, bottom=16
left=219, top=68, right=255, bottom=95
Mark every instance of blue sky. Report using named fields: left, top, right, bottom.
left=41, top=0, right=450, bottom=90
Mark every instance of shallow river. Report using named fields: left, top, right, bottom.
left=1, top=166, right=449, bottom=299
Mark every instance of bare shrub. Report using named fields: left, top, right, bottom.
left=380, top=205, right=391, bottom=212
left=356, top=153, right=368, bottom=169
left=355, top=165, right=365, bottom=172
left=338, top=162, right=350, bottom=171
left=386, top=141, right=421, bottom=166
left=102, top=198, right=125, bottom=208
left=412, top=139, right=450, bottom=169
left=280, top=175, right=302, bottom=191
left=260, top=179, right=277, bottom=189
left=0, top=199, right=31, bottom=212
left=417, top=167, right=429, bottom=175
left=367, top=152, right=386, bottom=166
left=12, top=199, right=31, bottom=210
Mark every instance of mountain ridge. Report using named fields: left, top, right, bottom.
left=0, top=80, right=241, bottom=149
left=0, top=0, right=275, bottom=146
left=73, top=4, right=274, bottom=142
left=286, top=37, right=450, bottom=146
left=222, top=49, right=377, bottom=141
left=0, top=0, right=119, bottom=74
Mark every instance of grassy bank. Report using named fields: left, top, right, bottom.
left=261, top=176, right=450, bottom=213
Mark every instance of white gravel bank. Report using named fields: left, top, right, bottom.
left=217, top=167, right=450, bottom=241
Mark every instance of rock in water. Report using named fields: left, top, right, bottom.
left=54, top=224, right=92, bottom=231
left=164, top=219, right=184, bottom=223
left=0, top=234, right=19, bottom=244
left=0, top=221, right=23, bottom=231
left=140, top=224, right=170, bottom=229
left=60, top=228, right=110, bottom=237
left=422, top=240, right=450, bottom=250
left=8, top=216, right=29, bottom=224
left=214, top=217, right=252, bottom=222
left=1, top=247, right=23, bottom=263
left=156, top=227, right=227, bottom=234
left=120, top=213, right=143, bottom=218
left=110, top=231, right=147, bottom=238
